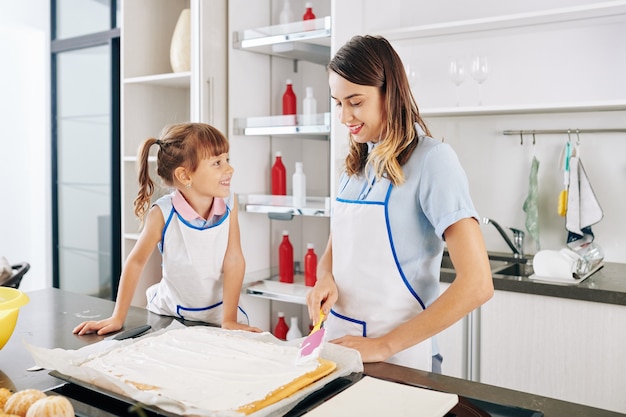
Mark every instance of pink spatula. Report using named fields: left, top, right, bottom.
left=295, top=310, right=326, bottom=365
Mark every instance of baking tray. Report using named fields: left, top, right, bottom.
left=49, top=370, right=179, bottom=417
left=49, top=370, right=364, bottom=417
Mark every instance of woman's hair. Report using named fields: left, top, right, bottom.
left=134, top=123, right=229, bottom=220
left=328, top=35, right=431, bottom=185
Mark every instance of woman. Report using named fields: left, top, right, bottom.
left=306, top=35, right=493, bottom=372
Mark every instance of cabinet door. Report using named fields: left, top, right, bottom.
left=53, top=42, right=120, bottom=298
left=121, top=0, right=227, bottom=306
left=480, top=290, right=626, bottom=414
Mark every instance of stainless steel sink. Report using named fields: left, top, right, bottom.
left=491, top=262, right=534, bottom=278
left=441, top=251, right=532, bottom=278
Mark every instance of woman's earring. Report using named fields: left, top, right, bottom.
left=186, top=182, right=192, bottom=189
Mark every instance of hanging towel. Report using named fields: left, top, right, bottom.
left=566, top=156, right=603, bottom=247
left=522, top=156, right=540, bottom=250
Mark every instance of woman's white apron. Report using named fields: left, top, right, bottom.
left=328, top=183, right=432, bottom=371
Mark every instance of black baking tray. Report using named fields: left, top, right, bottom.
left=49, top=370, right=364, bottom=417
left=49, top=370, right=180, bottom=417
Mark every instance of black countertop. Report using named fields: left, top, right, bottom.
left=441, top=256, right=626, bottom=307
left=1, top=288, right=624, bottom=416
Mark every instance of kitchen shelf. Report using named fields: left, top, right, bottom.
left=245, top=275, right=309, bottom=305
left=421, top=100, right=626, bottom=117
left=240, top=194, right=330, bottom=218
left=124, top=72, right=191, bottom=88
left=233, top=113, right=331, bottom=137
left=377, top=1, right=626, bottom=41
left=233, top=16, right=331, bottom=65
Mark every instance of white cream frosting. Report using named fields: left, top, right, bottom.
left=81, top=327, right=320, bottom=413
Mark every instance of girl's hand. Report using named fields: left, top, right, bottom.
left=222, top=320, right=263, bottom=333
left=73, top=317, right=124, bottom=336
left=330, top=334, right=392, bottom=363
left=306, top=273, right=338, bottom=325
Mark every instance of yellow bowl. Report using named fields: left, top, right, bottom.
left=0, top=287, right=30, bottom=350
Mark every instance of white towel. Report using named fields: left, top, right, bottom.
left=566, top=156, right=603, bottom=236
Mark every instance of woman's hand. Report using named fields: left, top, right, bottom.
left=306, top=272, right=338, bottom=325
left=330, top=334, right=392, bottom=363
left=222, top=320, right=263, bottom=333
left=72, top=316, right=124, bottom=336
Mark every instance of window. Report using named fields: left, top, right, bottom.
left=51, top=0, right=121, bottom=298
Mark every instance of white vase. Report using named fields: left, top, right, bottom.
left=170, top=8, right=191, bottom=73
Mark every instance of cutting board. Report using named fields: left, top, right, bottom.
left=305, top=375, right=458, bottom=416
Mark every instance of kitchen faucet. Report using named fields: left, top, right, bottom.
left=482, top=217, right=525, bottom=259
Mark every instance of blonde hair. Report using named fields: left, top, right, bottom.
left=328, top=35, right=431, bottom=185
left=133, top=123, right=229, bottom=221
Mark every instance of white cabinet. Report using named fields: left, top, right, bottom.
left=228, top=0, right=332, bottom=333
left=437, top=283, right=472, bottom=380
left=480, top=290, right=626, bottom=414
left=366, top=0, right=626, bottom=116
left=120, top=0, right=227, bottom=306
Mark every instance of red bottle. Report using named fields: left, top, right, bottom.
left=304, top=243, right=317, bottom=287
left=271, top=152, right=286, bottom=195
left=279, top=231, right=294, bottom=283
left=282, top=79, right=297, bottom=115
left=302, top=2, right=315, bottom=31
left=274, top=312, right=289, bottom=340
left=303, top=2, right=316, bottom=20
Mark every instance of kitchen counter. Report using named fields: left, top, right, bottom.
left=1, top=288, right=623, bottom=416
left=441, top=257, right=626, bottom=307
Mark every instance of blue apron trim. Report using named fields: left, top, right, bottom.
left=159, top=207, right=177, bottom=253
left=238, top=306, right=249, bottom=325
left=336, top=197, right=384, bottom=205
left=337, top=184, right=427, bottom=311
left=160, top=206, right=231, bottom=253
left=176, top=300, right=223, bottom=320
left=147, top=288, right=159, bottom=305
left=176, top=206, right=231, bottom=230
left=382, top=184, right=427, bottom=311
left=175, top=301, right=249, bottom=324
left=330, top=308, right=367, bottom=337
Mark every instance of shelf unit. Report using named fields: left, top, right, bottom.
left=421, top=100, right=626, bottom=118
left=371, top=0, right=626, bottom=113
left=233, top=112, right=331, bottom=137
left=377, top=1, right=626, bottom=41
left=121, top=0, right=227, bottom=307
left=233, top=16, right=331, bottom=65
left=229, top=1, right=332, bottom=333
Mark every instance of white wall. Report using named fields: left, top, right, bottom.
left=0, top=2, right=51, bottom=291
left=351, top=0, right=626, bottom=263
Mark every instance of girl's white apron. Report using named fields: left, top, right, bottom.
left=327, top=184, right=432, bottom=371
left=146, top=207, right=246, bottom=324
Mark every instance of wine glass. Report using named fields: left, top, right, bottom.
left=448, top=57, right=466, bottom=106
left=470, top=55, right=489, bottom=105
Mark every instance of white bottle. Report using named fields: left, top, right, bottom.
left=286, top=316, right=303, bottom=340
left=302, top=86, right=317, bottom=125
left=279, top=0, right=294, bottom=25
left=292, top=162, right=306, bottom=208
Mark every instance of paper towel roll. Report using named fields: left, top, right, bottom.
left=532, top=249, right=579, bottom=279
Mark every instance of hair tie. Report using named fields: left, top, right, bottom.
left=156, top=139, right=162, bottom=146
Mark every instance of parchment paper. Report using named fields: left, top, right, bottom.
left=26, top=323, right=363, bottom=417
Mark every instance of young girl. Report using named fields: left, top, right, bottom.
left=74, top=123, right=261, bottom=335
left=306, top=35, right=493, bottom=372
